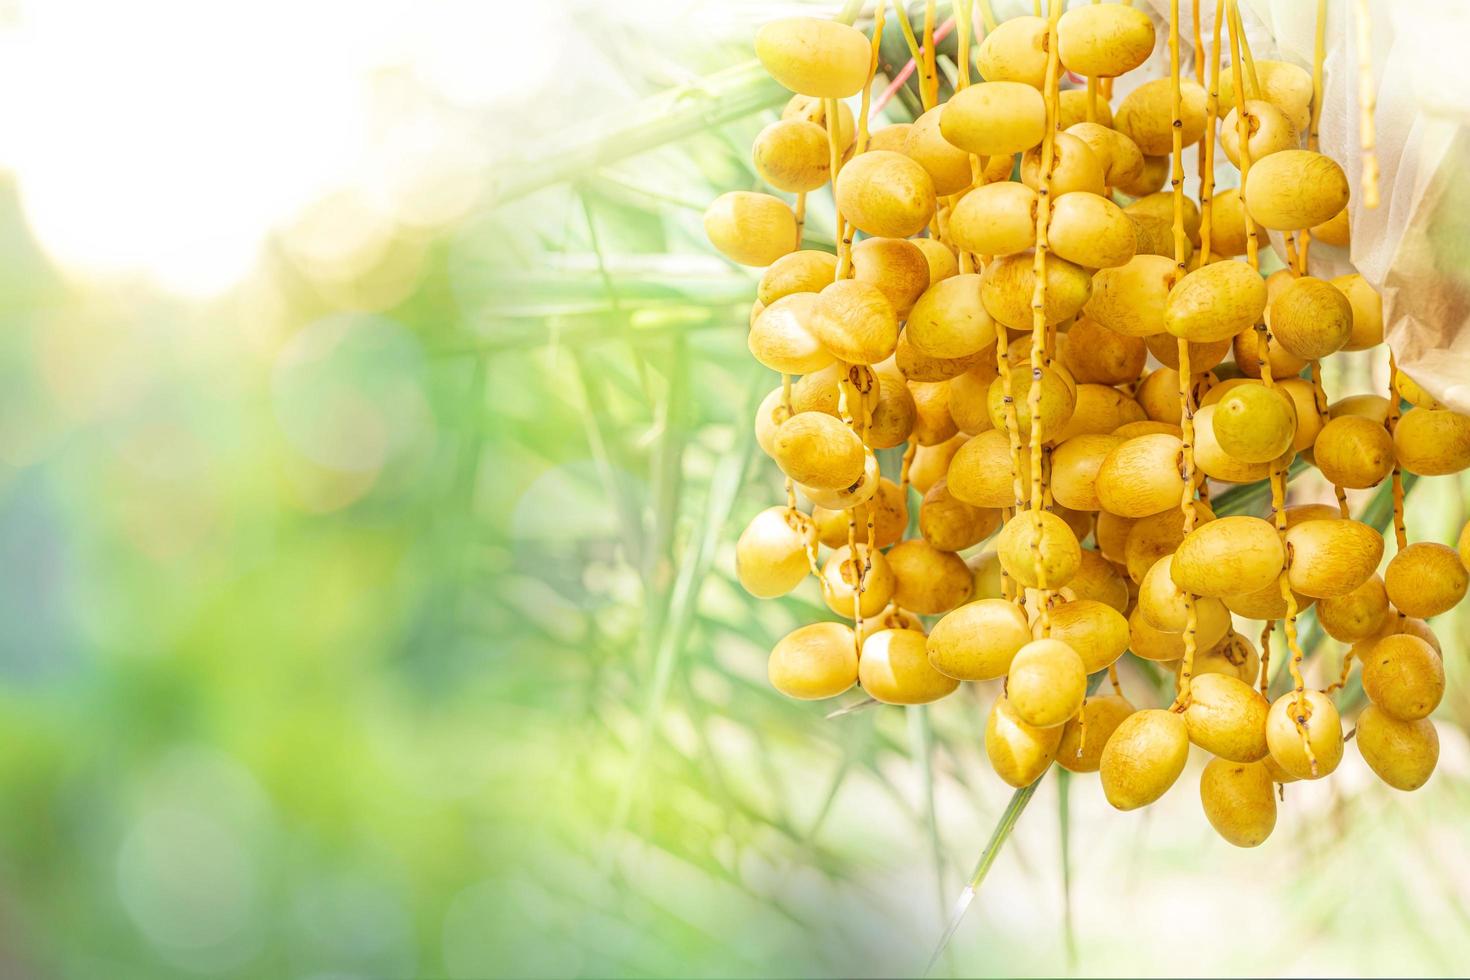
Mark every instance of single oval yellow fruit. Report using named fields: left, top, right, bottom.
left=948, top=181, right=1038, bottom=257
left=948, top=362, right=1001, bottom=434
left=894, top=332, right=986, bottom=383
left=1191, top=404, right=1279, bottom=484
left=1393, top=408, right=1470, bottom=476
left=859, top=628, right=960, bottom=704
left=1211, top=383, right=1296, bottom=464
left=1066, top=548, right=1131, bottom=613
left=913, top=237, right=960, bottom=284
left=768, top=621, right=858, bottom=699
left=1057, top=695, right=1134, bottom=774
left=1165, top=261, right=1267, bottom=343
left=928, top=598, right=1030, bottom=680
left=752, top=118, right=830, bottom=192
left=1094, top=433, right=1186, bottom=519
left=986, top=694, right=1064, bottom=787
left=1312, top=205, right=1351, bottom=247
left=909, top=379, right=958, bottom=446
left=885, top=538, right=972, bottom=615
left=1100, top=708, right=1190, bottom=811
left=1221, top=578, right=1314, bottom=621
left=864, top=371, right=918, bottom=450
left=736, top=506, right=816, bottom=598
left=979, top=252, right=1094, bottom=329
left=1206, top=187, right=1266, bottom=258
left=1199, top=759, right=1277, bottom=847
left=1316, top=573, right=1389, bottom=643
left=835, top=150, right=937, bottom=238
left=985, top=365, right=1076, bottom=443
left=1051, top=433, right=1125, bottom=512
left=1059, top=316, right=1147, bottom=385
left=1243, top=149, right=1350, bottom=230
left=703, top=191, right=797, bottom=266
left=1385, top=542, right=1469, bottom=619
left=1057, top=89, right=1115, bottom=129
left=1115, top=78, right=1207, bottom=155
left=771, top=411, right=865, bottom=490
left=1362, top=633, right=1445, bottom=721
left=1356, top=705, right=1439, bottom=791
left=1048, top=191, right=1137, bottom=269
left=1332, top=273, right=1383, bottom=350
left=919, top=479, right=1000, bottom=552
left=1145, top=332, right=1230, bottom=373
left=1268, top=275, right=1354, bottom=360
left=947, top=428, right=1030, bottom=508
left=909, top=433, right=966, bottom=494
left=1266, top=689, right=1343, bottom=780
left=996, top=510, right=1082, bottom=589
left=974, top=15, right=1048, bottom=88
left=755, top=17, right=873, bottom=98
left=810, top=279, right=899, bottom=365
left=759, top=250, right=838, bottom=306
left=905, top=106, right=976, bottom=195
left=1039, top=598, right=1128, bottom=673
left=1220, top=100, right=1298, bottom=168
left=1172, top=516, right=1285, bottom=598
left=1057, top=3, right=1155, bottom=77
left=1007, top=638, right=1087, bottom=729
left=1020, top=132, right=1106, bottom=197
left=1084, top=254, right=1175, bottom=337
left=800, top=448, right=880, bottom=511
left=1128, top=604, right=1185, bottom=661
left=748, top=293, right=834, bottom=374
left=851, top=237, right=930, bottom=318
left=1126, top=191, right=1201, bottom=244
left=1138, top=556, right=1233, bottom=650
left=940, top=80, right=1046, bottom=155
left=820, top=543, right=896, bottom=618
left=1284, top=518, right=1384, bottom=599
left=905, top=274, right=997, bottom=359
left=1329, top=393, right=1392, bottom=424
left=1115, top=153, right=1170, bottom=197
left=1313, top=415, right=1394, bottom=489
left=1184, top=673, right=1270, bottom=763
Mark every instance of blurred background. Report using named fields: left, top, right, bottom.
left=1, top=0, right=1468, bottom=977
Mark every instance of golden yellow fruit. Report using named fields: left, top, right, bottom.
left=1209, top=383, right=1296, bottom=465
left=1057, top=3, right=1155, bottom=76
left=1220, top=100, right=1297, bottom=168
left=996, top=510, right=1082, bottom=589
left=755, top=17, right=872, bottom=98
left=1020, top=132, right=1106, bottom=197
left=1268, top=275, right=1354, bottom=359
left=800, top=449, right=879, bottom=511
left=1313, top=415, right=1394, bottom=489
left=1115, top=154, right=1169, bottom=197
left=1394, top=371, right=1443, bottom=410
left=1316, top=574, right=1389, bottom=643
left=1190, top=631, right=1261, bottom=685
left=1331, top=273, right=1383, bottom=350
left=1059, top=317, right=1147, bottom=385
left=1205, top=187, right=1266, bottom=258
left=1165, top=261, right=1267, bottom=344
left=1232, top=325, right=1308, bottom=382
left=835, top=150, right=937, bottom=238
left=941, top=80, right=1047, bottom=156
left=1116, top=78, right=1207, bottom=155
left=851, top=237, right=929, bottom=318
left=1144, top=333, right=1231, bottom=373
left=947, top=180, right=1038, bottom=257
left=857, top=606, right=924, bottom=648
left=909, top=433, right=967, bottom=494
left=1041, top=598, right=1128, bottom=672
left=736, top=506, right=816, bottom=598
left=769, top=621, right=858, bottom=699
left=1356, top=705, right=1439, bottom=791
left=821, top=544, right=896, bottom=618
left=860, top=628, right=960, bottom=704
left=1311, top=205, right=1350, bottom=247
left=1100, top=708, right=1190, bottom=810
left=1123, top=502, right=1214, bottom=584
left=948, top=362, right=1001, bottom=434
left=1048, top=191, right=1137, bottom=269
left=1172, top=516, right=1285, bottom=598
left=772, top=411, right=864, bottom=490
left=905, top=106, right=975, bottom=195
left=1362, top=633, right=1444, bottom=722
left=1219, top=59, right=1313, bottom=131
left=1128, top=604, right=1185, bottom=661
left=979, top=252, right=1093, bottom=329
left=1199, top=759, right=1277, bottom=847
left=947, top=428, right=1028, bottom=508
left=1221, top=578, right=1313, bottom=621
left=758, top=250, right=838, bottom=305
left=1328, top=394, right=1392, bottom=425
left=1094, top=433, right=1186, bottom=519
left=1051, top=434, right=1125, bottom=512
left=704, top=191, right=797, bottom=266
left=913, top=237, right=960, bottom=284
left=974, top=15, right=1048, bottom=88
left=1243, top=149, right=1350, bottom=231
left=1191, top=404, right=1278, bottom=484
left=1126, top=192, right=1201, bottom=241
left=1138, top=556, right=1233, bottom=649
left=810, top=279, right=899, bottom=365
left=1007, top=638, right=1087, bottom=729
left=752, top=118, right=830, bottom=193
left=1393, top=408, right=1470, bottom=476
left=1128, top=213, right=1193, bottom=263
left=748, top=293, right=834, bottom=374
left=987, top=694, right=1064, bottom=787
left=864, top=370, right=918, bottom=449
left=985, top=365, right=1076, bottom=443
left=1058, top=89, right=1115, bottom=129
left=1057, top=695, right=1134, bottom=774
left=1284, top=519, right=1383, bottom=599
left=894, top=332, right=986, bottom=383
left=1084, top=254, right=1175, bottom=337
left=1184, top=673, right=1270, bottom=763
left=928, top=598, right=1029, bottom=680
left=1068, top=548, right=1131, bottom=613
left=920, top=479, right=1001, bottom=552
left=812, top=477, right=907, bottom=549
left=886, top=539, right=972, bottom=615
left=1266, top=689, right=1343, bottom=780
left=1066, top=122, right=1145, bottom=188
left=909, top=379, right=958, bottom=446
left=782, top=94, right=856, bottom=149
left=905, top=274, right=997, bottom=359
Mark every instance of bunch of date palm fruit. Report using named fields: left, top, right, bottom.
left=709, top=0, right=1470, bottom=847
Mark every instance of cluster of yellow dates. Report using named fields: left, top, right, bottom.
left=711, top=4, right=1470, bottom=847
